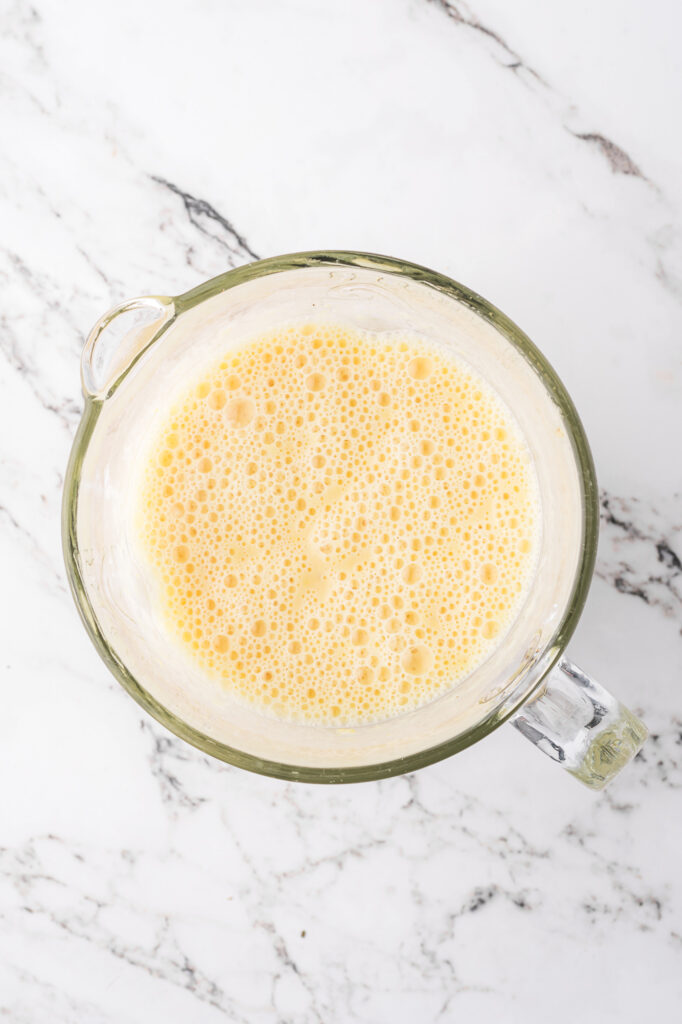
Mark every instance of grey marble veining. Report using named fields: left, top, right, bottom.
left=1, top=0, right=681, bottom=1020
left=598, top=492, right=682, bottom=629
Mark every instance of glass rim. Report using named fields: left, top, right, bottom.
left=62, top=250, right=599, bottom=783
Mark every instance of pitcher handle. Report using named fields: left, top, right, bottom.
left=81, top=295, right=174, bottom=400
left=510, top=656, right=647, bottom=790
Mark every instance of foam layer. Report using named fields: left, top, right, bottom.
left=136, top=323, right=540, bottom=725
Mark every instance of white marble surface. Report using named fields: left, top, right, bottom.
left=1, top=0, right=681, bottom=1020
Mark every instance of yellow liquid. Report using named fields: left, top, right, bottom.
left=137, top=323, right=539, bottom=725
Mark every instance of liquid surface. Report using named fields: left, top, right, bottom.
left=136, top=324, right=539, bottom=725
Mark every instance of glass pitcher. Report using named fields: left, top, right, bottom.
left=62, top=251, right=647, bottom=788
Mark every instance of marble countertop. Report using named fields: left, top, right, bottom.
left=1, top=0, right=681, bottom=1020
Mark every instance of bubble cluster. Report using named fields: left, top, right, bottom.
left=136, top=323, right=540, bottom=726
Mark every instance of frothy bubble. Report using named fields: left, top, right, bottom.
left=137, top=322, right=540, bottom=726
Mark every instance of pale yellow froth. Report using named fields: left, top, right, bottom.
left=136, top=323, right=539, bottom=725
